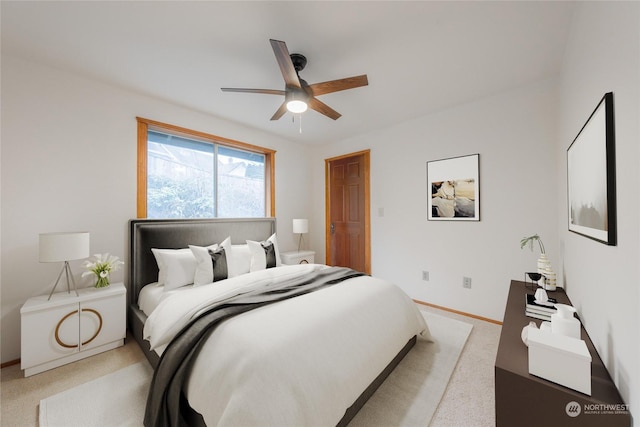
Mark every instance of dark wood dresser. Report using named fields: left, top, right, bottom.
left=495, top=280, right=631, bottom=426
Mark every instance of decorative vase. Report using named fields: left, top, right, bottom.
left=537, top=254, right=550, bottom=275
left=537, top=254, right=556, bottom=291
left=543, top=270, right=557, bottom=291
left=95, top=275, right=110, bottom=288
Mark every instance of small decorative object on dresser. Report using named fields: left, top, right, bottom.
left=520, top=233, right=556, bottom=291
left=82, top=253, right=124, bottom=288
left=524, top=272, right=542, bottom=291
left=551, top=304, right=580, bottom=339
left=520, top=321, right=538, bottom=347
left=528, top=327, right=592, bottom=395
left=20, top=282, right=126, bottom=376
left=280, top=250, right=315, bottom=265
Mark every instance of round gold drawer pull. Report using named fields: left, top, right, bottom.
left=54, top=308, right=103, bottom=349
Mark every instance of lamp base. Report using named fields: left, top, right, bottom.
left=47, top=261, right=79, bottom=300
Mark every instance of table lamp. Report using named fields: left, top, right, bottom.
left=39, top=232, right=90, bottom=300
left=292, top=219, right=308, bottom=252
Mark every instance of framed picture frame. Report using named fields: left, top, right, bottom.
left=567, top=92, right=616, bottom=245
left=427, top=154, right=480, bottom=221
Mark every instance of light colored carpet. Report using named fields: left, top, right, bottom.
left=38, top=311, right=472, bottom=427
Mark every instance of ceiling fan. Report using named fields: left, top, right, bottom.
left=221, top=39, right=368, bottom=121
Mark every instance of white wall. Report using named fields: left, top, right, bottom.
left=558, top=2, right=639, bottom=416
left=0, top=56, right=313, bottom=363
left=311, top=78, right=560, bottom=322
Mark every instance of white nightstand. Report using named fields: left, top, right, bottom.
left=20, top=282, right=126, bottom=376
left=280, top=250, right=315, bottom=265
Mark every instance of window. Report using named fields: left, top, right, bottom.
left=137, top=117, right=275, bottom=218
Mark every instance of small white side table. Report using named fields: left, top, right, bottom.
left=280, top=250, right=315, bottom=265
left=20, top=282, right=126, bottom=376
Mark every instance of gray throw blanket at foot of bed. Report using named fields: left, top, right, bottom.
left=144, top=266, right=365, bottom=427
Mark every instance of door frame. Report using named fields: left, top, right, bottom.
left=324, top=149, right=371, bottom=274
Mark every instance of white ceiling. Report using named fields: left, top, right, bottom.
left=1, top=1, right=576, bottom=145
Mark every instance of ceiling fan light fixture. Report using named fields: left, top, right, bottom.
left=222, top=39, right=368, bottom=121
left=286, top=99, right=308, bottom=114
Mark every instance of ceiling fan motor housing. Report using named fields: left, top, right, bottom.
left=290, top=53, right=307, bottom=72
left=285, top=87, right=310, bottom=104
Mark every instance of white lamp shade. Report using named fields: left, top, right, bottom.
left=292, top=219, right=309, bottom=234
left=39, top=232, right=90, bottom=262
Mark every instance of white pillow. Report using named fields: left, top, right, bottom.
left=188, top=243, right=219, bottom=286
left=151, top=248, right=197, bottom=291
left=229, top=244, right=252, bottom=277
left=246, top=233, right=281, bottom=272
left=268, top=233, right=282, bottom=267
left=189, top=237, right=231, bottom=286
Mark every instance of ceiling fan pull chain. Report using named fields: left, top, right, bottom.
left=299, top=113, right=303, bottom=134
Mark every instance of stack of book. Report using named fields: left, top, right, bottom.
left=525, top=293, right=557, bottom=321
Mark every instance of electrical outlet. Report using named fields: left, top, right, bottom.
left=463, top=277, right=472, bottom=289
left=422, top=271, right=429, bottom=281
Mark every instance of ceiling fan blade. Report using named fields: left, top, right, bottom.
left=270, top=102, right=288, bottom=121
left=308, top=75, right=368, bottom=96
left=308, top=98, right=341, bottom=120
left=270, top=39, right=301, bottom=89
left=221, top=88, right=285, bottom=96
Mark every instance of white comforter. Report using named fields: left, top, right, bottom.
left=144, top=264, right=430, bottom=426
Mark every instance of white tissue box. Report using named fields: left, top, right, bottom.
left=528, top=328, right=592, bottom=395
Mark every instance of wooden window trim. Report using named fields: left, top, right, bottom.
left=136, top=117, right=276, bottom=218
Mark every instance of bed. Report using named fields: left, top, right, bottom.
left=128, top=218, right=430, bottom=427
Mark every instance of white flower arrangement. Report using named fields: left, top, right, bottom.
left=83, top=253, right=124, bottom=288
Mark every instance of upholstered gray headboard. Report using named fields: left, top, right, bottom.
left=128, top=218, right=276, bottom=308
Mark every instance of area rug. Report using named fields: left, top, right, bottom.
left=39, top=310, right=472, bottom=427
left=39, top=360, right=153, bottom=427
left=349, top=311, right=473, bottom=426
